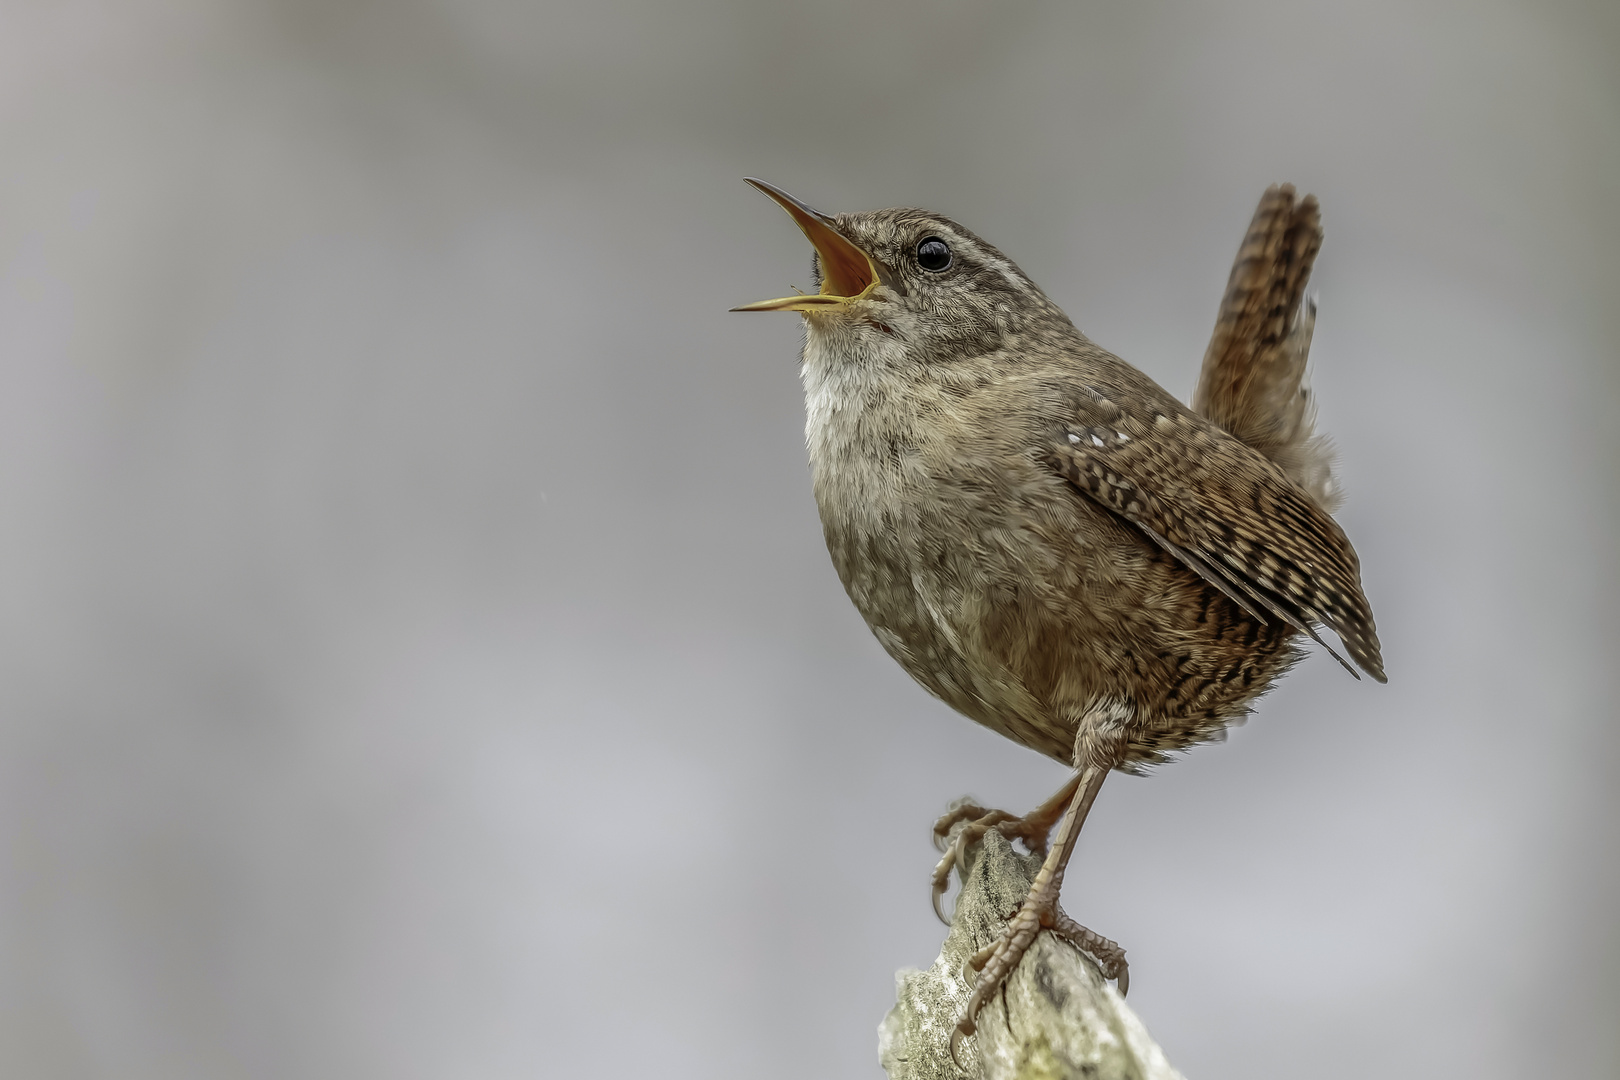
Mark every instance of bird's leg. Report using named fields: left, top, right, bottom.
left=948, top=761, right=1121, bottom=1070
left=929, top=772, right=1084, bottom=924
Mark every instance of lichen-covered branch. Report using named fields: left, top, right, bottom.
left=879, top=831, right=1183, bottom=1080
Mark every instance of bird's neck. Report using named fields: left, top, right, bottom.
left=799, top=322, right=932, bottom=530
left=801, top=322, right=918, bottom=447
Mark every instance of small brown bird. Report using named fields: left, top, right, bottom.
left=734, top=179, right=1383, bottom=1061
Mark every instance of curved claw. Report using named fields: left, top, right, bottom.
left=1116, top=965, right=1129, bottom=998
left=931, top=846, right=959, bottom=927
left=960, top=939, right=995, bottom=990
left=949, top=1018, right=975, bottom=1072
left=931, top=824, right=979, bottom=927
left=932, top=879, right=952, bottom=926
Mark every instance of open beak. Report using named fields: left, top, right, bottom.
left=731, top=178, right=902, bottom=313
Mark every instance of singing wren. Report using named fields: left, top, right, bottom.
left=733, top=178, right=1384, bottom=1062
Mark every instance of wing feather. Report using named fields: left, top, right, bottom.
left=1053, top=406, right=1385, bottom=682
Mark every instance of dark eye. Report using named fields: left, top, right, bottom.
left=916, top=236, right=952, bottom=272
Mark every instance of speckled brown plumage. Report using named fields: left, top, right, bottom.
left=734, top=179, right=1384, bottom=1061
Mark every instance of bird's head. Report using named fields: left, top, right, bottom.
left=733, top=178, right=1072, bottom=366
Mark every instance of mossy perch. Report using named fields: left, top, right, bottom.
left=879, top=831, right=1183, bottom=1080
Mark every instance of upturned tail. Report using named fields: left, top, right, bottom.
left=1193, top=185, right=1340, bottom=512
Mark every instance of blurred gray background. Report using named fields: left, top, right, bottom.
left=1, top=1, right=1616, bottom=1077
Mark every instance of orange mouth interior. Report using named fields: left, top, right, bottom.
left=732, top=179, right=879, bottom=312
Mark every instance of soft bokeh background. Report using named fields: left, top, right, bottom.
left=1, top=1, right=1615, bottom=1077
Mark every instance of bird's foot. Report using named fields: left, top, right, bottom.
left=930, top=790, right=1074, bottom=925
left=933, top=799, right=1059, bottom=854
left=1049, top=910, right=1129, bottom=995
left=939, top=763, right=1119, bottom=1071
left=949, top=896, right=1129, bottom=1069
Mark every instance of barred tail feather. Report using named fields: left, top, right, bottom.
left=1194, top=185, right=1341, bottom=512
